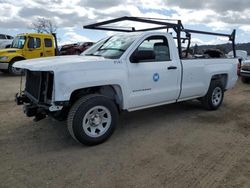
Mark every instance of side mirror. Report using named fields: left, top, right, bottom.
left=130, top=50, right=155, bottom=63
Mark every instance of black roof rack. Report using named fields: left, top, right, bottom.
left=84, top=16, right=236, bottom=58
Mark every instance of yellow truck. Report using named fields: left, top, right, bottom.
left=0, top=33, right=58, bottom=74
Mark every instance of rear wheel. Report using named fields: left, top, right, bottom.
left=67, top=94, right=118, bottom=145
left=201, top=80, right=224, bottom=110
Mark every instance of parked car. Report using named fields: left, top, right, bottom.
left=228, top=50, right=249, bottom=83
left=60, top=42, right=94, bottom=55
left=240, top=59, right=250, bottom=83
left=0, top=33, right=59, bottom=74
left=0, top=34, right=14, bottom=49
left=14, top=17, right=238, bottom=146
left=228, top=50, right=247, bottom=61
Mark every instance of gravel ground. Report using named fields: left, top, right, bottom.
left=0, top=72, right=250, bottom=188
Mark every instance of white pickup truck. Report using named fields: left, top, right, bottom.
left=14, top=18, right=238, bottom=145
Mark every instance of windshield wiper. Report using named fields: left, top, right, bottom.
left=84, top=53, right=102, bottom=56
left=98, top=48, right=125, bottom=52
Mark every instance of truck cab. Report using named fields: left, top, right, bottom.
left=0, top=33, right=56, bottom=74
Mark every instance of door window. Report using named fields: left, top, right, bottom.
left=6, top=35, right=13, bottom=39
left=44, top=38, right=52, bottom=47
left=28, top=37, right=41, bottom=48
left=132, top=36, right=170, bottom=62
left=35, top=38, right=41, bottom=48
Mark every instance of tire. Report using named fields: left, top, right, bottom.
left=241, top=77, right=249, bottom=84
left=8, top=61, right=23, bottom=75
left=201, top=80, right=224, bottom=110
left=67, top=94, right=118, bottom=146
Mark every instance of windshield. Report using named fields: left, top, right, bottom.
left=83, top=34, right=139, bottom=59
left=11, top=36, right=26, bottom=49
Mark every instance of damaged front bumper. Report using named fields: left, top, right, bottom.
left=15, top=93, right=64, bottom=121
left=15, top=93, right=48, bottom=121
left=15, top=70, right=69, bottom=121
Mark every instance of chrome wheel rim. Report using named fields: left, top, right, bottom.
left=212, top=87, right=222, bottom=106
left=82, top=106, right=112, bottom=138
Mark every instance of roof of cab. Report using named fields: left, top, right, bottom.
left=17, top=33, right=54, bottom=37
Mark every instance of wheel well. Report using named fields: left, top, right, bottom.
left=69, top=85, right=123, bottom=109
left=11, top=56, right=25, bottom=62
left=211, top=74, right=228, bottom=89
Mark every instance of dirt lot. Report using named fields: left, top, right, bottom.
left=0, top=73, right=250, bottom=188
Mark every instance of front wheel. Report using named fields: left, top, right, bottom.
left=8, top=61, right=23, bottom=75
left=201, top=81, right=224, bottom=110
left=67, top=94, right=118, bottom=145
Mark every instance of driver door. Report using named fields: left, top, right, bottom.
left=127, top=35, right=181, bottom=109
left=23, top=37, right=43, bottom=59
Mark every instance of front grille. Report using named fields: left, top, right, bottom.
left=242, top=67, right=250, bottom=71
left=26, top=71, right=42, bottom=99
left=25, top=70, right=53, bottom=103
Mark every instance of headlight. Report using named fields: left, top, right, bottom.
left=0, top=56, right=8, bottom=61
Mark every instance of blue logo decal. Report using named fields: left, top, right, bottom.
left=153, top=73, right=160, bottom=82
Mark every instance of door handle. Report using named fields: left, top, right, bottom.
left=167, top=66, right=177, bottom=70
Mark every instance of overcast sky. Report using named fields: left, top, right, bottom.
left=0, top=0, right=250, bottom=45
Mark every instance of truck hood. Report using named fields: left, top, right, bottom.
left=13, top=55, right=117, bottom=71
left=0, top=48, right=22, bottom=56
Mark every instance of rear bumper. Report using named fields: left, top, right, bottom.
left=0, top=62, right=9, bottom=70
